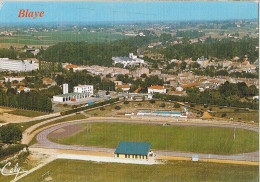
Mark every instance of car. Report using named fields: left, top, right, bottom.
left=163, top=123, right=170, bottom=126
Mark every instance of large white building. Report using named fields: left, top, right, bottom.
left=148, top=85, right=166, bottom=94
left=0, top=58, right=37, bottom=72
left=112, top=53, right=145, bottom=67
left=4, top=76, right=25, bottom=83
left=74, top=85, right=94, bottom=95
left=53, top=84, right=94, bottom=103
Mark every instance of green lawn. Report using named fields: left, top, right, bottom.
left=20, top=159, right=259, bottom=182
left=15, top=116, right=59, bottom=132
left=187, top=104, right=259, bottom=122
left=213, top=111, right=259, bottom=123
left=51, top=122, right=259, bottom=155
left=7, top=109, right=47, bottom=117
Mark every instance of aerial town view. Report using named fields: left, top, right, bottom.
left=0, top=1, right=259, bottom=182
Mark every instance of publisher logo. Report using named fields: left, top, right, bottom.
left=1, top=162, right=28, bottom=181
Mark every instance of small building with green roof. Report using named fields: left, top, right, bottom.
left=114, top=141, right=152, bottom=159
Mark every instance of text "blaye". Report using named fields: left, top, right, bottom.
left=18, top=9, right=44, bottom=19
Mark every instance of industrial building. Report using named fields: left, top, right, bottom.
left=114, top=141, right=152, bottom=160
left=53, top=84, right=94, bottom=102
left=0, top=58, right=37, bottom=72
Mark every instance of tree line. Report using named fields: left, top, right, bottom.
left=39, top=35, right=152, bottom=66
left=0, top=48, right=35, bottom=60
left=163, top=38, right=258, bottom=63
left=175, top=30, right=205, bottom=39
left=0, top=89, right=52, bottom=112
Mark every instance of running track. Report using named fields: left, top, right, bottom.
left=33, top=119, right=259, bottom=162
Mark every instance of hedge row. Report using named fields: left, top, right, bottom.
left=60, top=98, right=119, bottom=116
left=0, top=144, right=27, bottom=159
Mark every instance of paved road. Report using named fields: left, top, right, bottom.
left=33, top=119, right=259, bottom=162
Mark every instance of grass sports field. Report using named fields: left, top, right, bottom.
left=50, top=122, right=258, bottom=154
left=21, top=159, right=259, bottom=182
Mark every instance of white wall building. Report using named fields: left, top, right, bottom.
left=73, top=85, right=94, bottom=95
left=63, top=83, right=69, bottom=94
left=4, top=76, right=25, bottom=83
left=53, top=84, right=94, bottom=103
left=148, top=86, right=166, bottom=94
left=0, top=58, right=37, bottom=72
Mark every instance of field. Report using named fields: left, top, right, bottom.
left=6, top=109, right=46, bottom=117
left=20, top=159, right=259, bottom=182
left=50, top=122, right=258, bottom=154
left=186, top=104, right=259, bottom=123
left=0, top=107, right=41, bottom=123
left=0, top=31, right=128, bottom=48
left=85, top=101, right=184, bottom=117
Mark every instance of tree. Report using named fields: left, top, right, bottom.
left=115, top=106, right=121, bottom=110
left=0, top=124, right=22, bottom=144
left=248, top=85, right=258, bottom=96
left=180, top=62, right=187, bottom=70
left=159, top=103, right=166, bottom=108
left=191, top=62, right=200, bottom=69
left=160, top=33, right=172, bottom=43
left=116, top=88, right=123, bottom=93
left=140, top=73, right=147, bottom=78
left=55, top=75, right=64, bottom=86
left=150, top=100, right=155, bottom=104
left=174, top=103, right=180, bottom=108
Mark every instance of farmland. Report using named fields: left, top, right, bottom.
left=0, top=31, right=128, bottom=48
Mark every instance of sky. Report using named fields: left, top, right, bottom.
left=0, top=1, right=258, bottom=24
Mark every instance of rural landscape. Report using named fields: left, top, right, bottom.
left=0, top=1, right=259, bottom=182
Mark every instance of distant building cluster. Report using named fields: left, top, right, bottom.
left=24, top=48, right=40, bottom=56
left=0, top=58, right=39, bottom=72
left=112, top=53, right=145, bottom=67
left=63, top=64, right=130, bottom=77
left=169, top=56, right=258, bottom=73
left=0, top=31, right=14, bottom=36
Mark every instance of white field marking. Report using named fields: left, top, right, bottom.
left=57, top=154, right=161, bottom=165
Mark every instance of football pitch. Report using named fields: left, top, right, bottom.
left=50, top=122, right=259, bottom=155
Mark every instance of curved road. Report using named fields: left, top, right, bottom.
left=33, top=119, right=259, bottom=162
